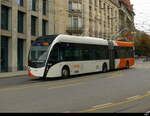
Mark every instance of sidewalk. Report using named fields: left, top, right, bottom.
left=0, top=71, right=28, bottom=79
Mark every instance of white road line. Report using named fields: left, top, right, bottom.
left=92, top=103, right=113, bottom=108
left=48, top=83, right=83, bottom=90
left=63, top=111, right=71, bottom=113
left=127, top=95, right=141, bottom=100
left=147, top=91, right=150, bottom=94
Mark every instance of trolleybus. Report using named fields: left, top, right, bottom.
left=28, top=34, right=135, bottom=78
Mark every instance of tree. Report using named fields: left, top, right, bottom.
left=134, top=31, right=150, bottom=56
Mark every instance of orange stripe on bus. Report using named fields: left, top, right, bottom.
left=74, top=64, right=81, bottom=68
left=28, top=71, right=37, bottom=78
left=118, top=58, right=135, bottom=69
left=116, top=41, right=134, bottom=47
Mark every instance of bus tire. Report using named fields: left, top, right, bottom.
left=102, top=63, right=108, bottom=73
left=126, top=61, right=130, bottom=69
left=62, top=66, right=70, bottom=78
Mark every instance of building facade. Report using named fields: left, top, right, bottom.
left=83, top=0, right=120, bottom=39
left=118, top=0, right=135, bottom=41
left=52, top=0, right=120, bottom=39
left=0, top=0, right=54, bottom=72
left=0, top=0, right=134, bottom=73
left=52, top=0, right=134, bottom=39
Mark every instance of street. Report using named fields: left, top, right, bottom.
left=0, top=60, right=150, bottom=113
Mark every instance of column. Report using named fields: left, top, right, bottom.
left=101, top=0, right=105, bottom=39
left=9, top=0, right=18, bottom=72
left=25, top=0, right=31, bottom=67
left=105, top=3, right=108, bottom=39
left=92, top=0, right=95, bottom=37
left=0, top=2, right=1, bottom=72
left=38, top=0, right=42, bottom=36
left=48, top=0, right=55, bottom=34
left=83, top=0, right=89, bottom=36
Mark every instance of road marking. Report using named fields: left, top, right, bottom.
left=107, top=74, right=123, bottom=79
left=0, top=71, right=122, bottom=92
left=0, top=81, right=78, bottom=92
left=63, top=111, right=72, bottom=113
left=104, top=71, right=123, bottom=79
left=0, top=78, right=92, bottom=92
left=48, top=83, right=83, bottom=90
left=127, top=95, right=141, bottom=100
left=147, top=91, right=150, bottom=94
left=92, top=103, right=113, bottom=108
left=79, top=93, right=150, bottom=113
left=0, top=70, right=123, bottom=92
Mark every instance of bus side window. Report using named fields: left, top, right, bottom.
left=81, top=48, right=90, bottom=60
left=59, top=43, right=73, bottom=61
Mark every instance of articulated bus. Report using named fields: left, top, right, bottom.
left=28, top=34, right=135, bottom=79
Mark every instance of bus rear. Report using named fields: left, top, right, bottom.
left=114, top=41, right=135, bottom=69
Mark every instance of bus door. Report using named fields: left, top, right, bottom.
left=108, top=40, right=115, bottom=70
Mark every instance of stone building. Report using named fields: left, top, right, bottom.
left=119, top=0, right=135, bottom=31
left=52, top=0, right=120, bottom=39
left=84, top=0, right=120, bottom=39
left=52, top=0, right=134, bottom=39
left=0, top=0, right=54, bottom=73
left=0, top=0, right=134, bottom=74
left=116, top=0, right=135, bottom=41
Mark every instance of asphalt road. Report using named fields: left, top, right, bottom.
left=0, top=60, right=150, bottom=113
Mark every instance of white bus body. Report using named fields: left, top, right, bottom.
left=28, top=35, right=110, bottom=78
left=28, top=34, right=135, bottom=78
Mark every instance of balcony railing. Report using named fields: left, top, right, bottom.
left=66, top=27, right=83, bottom=34
left=68, top=8, right=82, bottom=14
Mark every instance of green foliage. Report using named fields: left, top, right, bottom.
left=134, top=31, right=150, bottom=56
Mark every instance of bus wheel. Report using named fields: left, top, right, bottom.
left=102, top=63, right=108, bottom=73
left=126, top=61, right=130, bottom=69
left=62, top=67, right=70, bottom=78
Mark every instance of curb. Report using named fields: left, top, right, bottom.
left=0, top=71, right=28, bottom=79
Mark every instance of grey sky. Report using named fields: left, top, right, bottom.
left=130, top=0, right=150, bottom=35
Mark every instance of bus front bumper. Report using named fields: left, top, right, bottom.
left=27, top=67, right=45, bottom=78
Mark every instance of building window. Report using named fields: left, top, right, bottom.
left=1, top=5, right=9, bottom=30
left=1, top=36, right=9, bottom=72
left=70, top=17, right=82, bottom=29
left=31, top=16, right=37, bottom=36
left=73, top=17, right=79, bottom=28
left=68, top=1, right=72, bottom=10
left=17, top=39, right=24, bottom=71
left=42, top=20, right=47, bottom=36
left=16, top=0, right=24, bottom=6
left=43, top=0, right=47, bottom=15
left=18, top=11, right=25, bottom=33
left=31, top=0, right=36, bottom=11
left=68, top=1, right=81, bottom=11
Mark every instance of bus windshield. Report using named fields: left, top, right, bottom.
left=29, top=45, right=50, bottom=62
left=28, top=35, right=58, bottom=68
left=28, top=43, right=50, bottom=68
